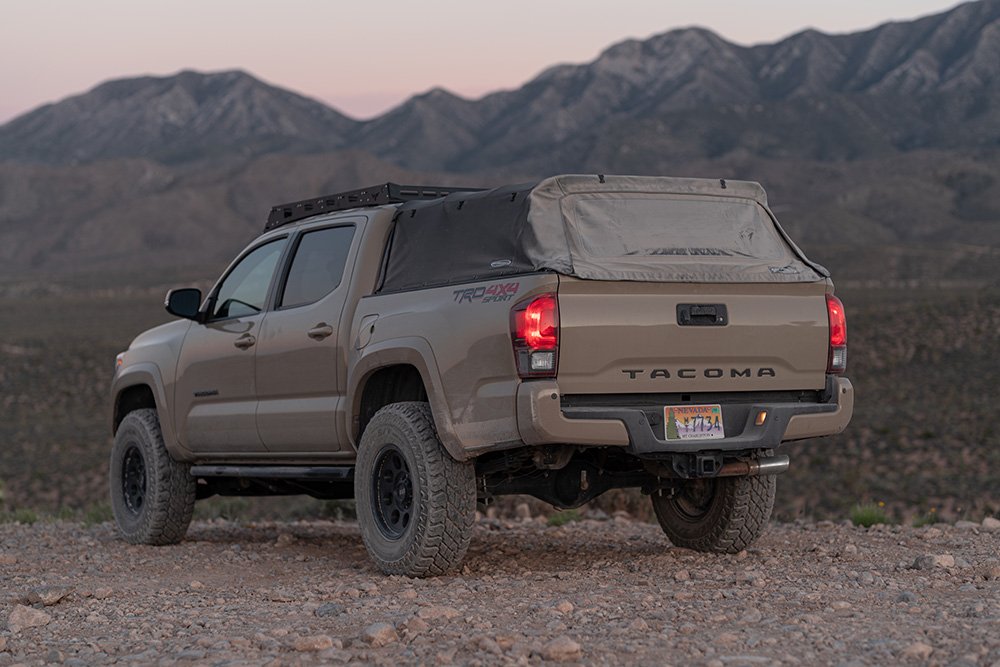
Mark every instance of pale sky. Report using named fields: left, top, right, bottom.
left=0, top=0, right=965, bottom=123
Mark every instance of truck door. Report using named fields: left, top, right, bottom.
left=254, top=224, right=357, bottom=452
left=174, top=237, right=288, bottom=453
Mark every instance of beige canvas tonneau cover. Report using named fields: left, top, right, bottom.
left=380, top=174, right=825, bottom=292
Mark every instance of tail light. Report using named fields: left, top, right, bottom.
left=826, top=293, right=847, bottom=374
left=510, top=293, right=559, bottom=378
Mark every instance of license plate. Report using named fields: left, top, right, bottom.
left=664, top=404, right=725, bottom=440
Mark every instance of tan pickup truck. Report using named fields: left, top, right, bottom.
left=110, top=175, right=853, bottom=576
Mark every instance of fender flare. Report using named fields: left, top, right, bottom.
left=348, top=337, right=467, bottom=461
left=111, top=362, right=194, bottom=462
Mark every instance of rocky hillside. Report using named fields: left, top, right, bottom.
left=0, top=70, right=358, bottom=165
left=363, top=0, right=1000, bottom=173
left=0, top=1, right=998, bottom=279
left=2, top=1, right=999, bottom=172
left=2, top=149, right=997, bottom=281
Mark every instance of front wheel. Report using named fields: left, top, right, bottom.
left=355, top=402, right=476, bottom=577
left=651, top=473, right=775, bottom=553
left=110, top=408, right=195, bottom=545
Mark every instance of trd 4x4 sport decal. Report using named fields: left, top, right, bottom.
left=453, top=282, right=520, bottom=304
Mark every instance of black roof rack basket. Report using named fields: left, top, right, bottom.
left=265, top=183, right=484, bottom=230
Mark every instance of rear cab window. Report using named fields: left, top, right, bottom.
left=278, top=225, right=356, bottom=309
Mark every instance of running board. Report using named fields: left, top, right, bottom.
left=190, top=465, right=354, bottom=481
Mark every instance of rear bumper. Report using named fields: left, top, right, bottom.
left=516, top=376, right=853, bottom=456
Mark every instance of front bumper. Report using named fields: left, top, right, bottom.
left=516, top=376, right=853, bottom=457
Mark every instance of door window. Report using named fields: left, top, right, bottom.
left=278, top=226, right=355, bottom=309
left=210, top=238, right=287, bottom=319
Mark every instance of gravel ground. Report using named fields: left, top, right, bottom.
left=1, top=515, right=999, bottom=666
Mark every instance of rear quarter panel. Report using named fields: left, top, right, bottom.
left=351, top=273, right=559, bottom=455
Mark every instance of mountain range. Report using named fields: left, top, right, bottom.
left=1, top=0, right=998, bottom=282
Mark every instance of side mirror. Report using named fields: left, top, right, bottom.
left=165, top=288, right=203, bottom=321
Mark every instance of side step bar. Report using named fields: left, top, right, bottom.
left=190, top=465, right=354, bottom=481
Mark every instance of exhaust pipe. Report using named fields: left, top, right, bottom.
left=716, top=454, right=789, bottom=477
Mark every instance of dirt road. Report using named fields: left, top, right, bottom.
left=2, top=515, right=998, bottom=666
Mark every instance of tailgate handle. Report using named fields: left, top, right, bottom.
left=677, top=304, right=728, bottom=326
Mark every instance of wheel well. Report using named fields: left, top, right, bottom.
left=114, top=384, right=157, bottom=433
left=358, top=365, right=428, bottom=440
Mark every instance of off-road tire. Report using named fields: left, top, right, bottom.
left=110, top=408, right=195, bottom=545
left=355, top=402, right=476, bottom=577
left=651, top=473, right=775, bottom=553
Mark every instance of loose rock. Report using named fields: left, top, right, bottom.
left=404, top=616, right=430, bottom=634
left=418, top=605, right=461, bottom=621
left=293, top=634, right=334, bottom=652
left=913, top=554, right=955, bottom=570
left=314, top=602, right=345, bottom=618
left=901, top=642, right=934, bottom=660
left=554, top=600, right=574, bottom=614
left=361, top=622, right=399, bottom=647
left=541, top=636, right=582, bottom=662
left=981, top=517, right=1000, bottom=531
left=27, top=585, right=72, bottom=607
left=8, top=604, right=52, bottom=633
left=932, top=554, right=955, bottom=568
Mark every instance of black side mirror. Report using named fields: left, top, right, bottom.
left=165, top=288, right=203, bottom=321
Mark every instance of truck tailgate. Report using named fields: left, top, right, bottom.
left=556, top=276, right=830, bottom=394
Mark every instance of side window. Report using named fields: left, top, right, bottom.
left=210, top=239, right=287, bottom=320
left=278, top=226, right=355, bottom=309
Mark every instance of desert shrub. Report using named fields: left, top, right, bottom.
left=83, top=502, right=113, bottom=526
left=850, top=502, right=889, bottom=527
left=912, top=508, right=940, bottom=527
left=2, top=508, right=39, bottom=525
left=547, top=509, right=583, bottom=527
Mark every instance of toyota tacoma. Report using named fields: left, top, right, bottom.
left=110, top=175, right=853, bottom=576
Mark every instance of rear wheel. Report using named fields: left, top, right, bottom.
left=110, top=408, right=195, bottom=545
left=355, top=402, right=476, bottom=577
left=651, top=473, right=775, bottom=553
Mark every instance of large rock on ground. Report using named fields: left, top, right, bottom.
left=8, top=604, right=52, bottom=633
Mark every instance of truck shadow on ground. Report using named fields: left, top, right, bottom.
left=176, top=520, right=741, bottom=576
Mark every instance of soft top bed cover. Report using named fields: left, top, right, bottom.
left=380, top=174, right=825, bottom=292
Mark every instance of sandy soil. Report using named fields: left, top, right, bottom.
left=1, top=515, right=999, bottom=666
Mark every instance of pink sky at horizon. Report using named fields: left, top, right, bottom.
left=0, top=0, right=964, bottom=124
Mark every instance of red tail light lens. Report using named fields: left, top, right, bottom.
left=826, top=293, right=847, bottom=373
left=511, top=293, right=559, bottom=378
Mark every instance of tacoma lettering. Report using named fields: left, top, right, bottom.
left=621, top=367, right=777, bottom=379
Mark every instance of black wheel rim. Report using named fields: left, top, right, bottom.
left=121, top=445, right=147, bottom=515
left=371, top=445, right=413, bottom=540
left=672, top=479, right=717, bottom=522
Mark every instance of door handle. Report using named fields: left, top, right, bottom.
left=307, top=323, right=334, bottom=341
left=234, top=334, right=256, bottom=350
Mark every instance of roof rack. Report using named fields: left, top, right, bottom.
left=265, top=182, right=484, bottom=230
